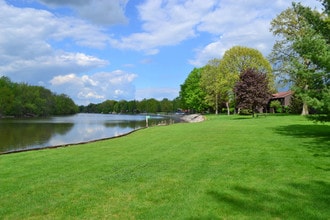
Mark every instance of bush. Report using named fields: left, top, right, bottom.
left=239, top=109, right=253, bottom=115
left=270, top=100, right=282, bottom=113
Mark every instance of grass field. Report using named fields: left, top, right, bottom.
left=0, top=115, right=329, bottom=219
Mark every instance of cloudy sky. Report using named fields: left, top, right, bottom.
left=0, top=0, right=322, bottom=105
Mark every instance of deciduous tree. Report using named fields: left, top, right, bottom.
left=180, top=68, right=207, bottom=113
left=234, top=69, right=272, bottom=117
left=219, top=46, right=274, bottom=90
left=218, top=46, right=274, bottom=114
left=200, top=59, right=222, bottom=114
left=270, top=2, right=329, bottom=120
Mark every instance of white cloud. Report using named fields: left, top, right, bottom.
left=50, top=73, right=79, bottom=85
left=49, top=70, right=138, bottom=105
left=110, top=0, right=216, bottom=54
left=0, top=51, right=108, bottom=84
left=0, top=0, right=109, bottom=84
left=38, top=0, right=128, bottom=25
left=189, top=0, right=324, bottom=66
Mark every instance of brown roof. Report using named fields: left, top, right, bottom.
left=272, top=91, right=293, bottom=99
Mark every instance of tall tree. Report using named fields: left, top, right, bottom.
left=180, top=68, right=207, bottom=113
left=270, top=2, right=329, bottom=120
left=201, top=58, right=237, bottom=115
left=219, top=46, right=274, bottom=114
left=200, top=59, right=222, bottom=114
left=219, top=46, right=274, bottom=89
left=234, top=69, right=272, bottom=117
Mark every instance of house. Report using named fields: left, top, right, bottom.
left=267, top=91, right=293, bottom=113
left=271, top=91, right=293, bottom=107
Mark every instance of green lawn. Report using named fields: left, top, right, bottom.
left=1, top=115, right=329, bottom=219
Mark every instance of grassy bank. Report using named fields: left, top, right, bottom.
left=1, top=115, right=329, bottom=219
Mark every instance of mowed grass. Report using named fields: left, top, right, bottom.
left=0, top=115, right=329, bottom=219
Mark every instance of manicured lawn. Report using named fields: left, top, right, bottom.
left=1, top=115, right=329, bottom=219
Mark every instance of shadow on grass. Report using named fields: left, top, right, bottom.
left=231, top=117, right=253, bottom=120
left=203, top=181, right=329, bottom=219
left=274, top=124, right=330, bottom=158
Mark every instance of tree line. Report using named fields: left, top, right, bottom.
left=79, top=98, right=181, bottom=114
left=179, top=46, right=275, bottom=116
left=180, top=0, right=329, bottom=121
left=0, top=76, right=78, bottom=117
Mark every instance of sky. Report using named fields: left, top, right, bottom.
left=0, top=0, right=323, bottom=105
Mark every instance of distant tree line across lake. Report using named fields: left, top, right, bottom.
left=0, top=76, right=78, bottom=117
left=78, top=98, right=182, bottom=114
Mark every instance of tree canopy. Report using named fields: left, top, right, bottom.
left=234, top=69, right=272, bottom=116
left=219, top=46, right=274, bottom=92
left=0, top=76, right=78, bottom=117
left=79, top=98, right=180, bottom=114
left=269, top=1, right=330, bottom=121
left=179, top=68, right=207, bottom=113
left=178, top=46, right=274, bottom=114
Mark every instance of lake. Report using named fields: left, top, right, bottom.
left=0, top=113, right=180, bottom=154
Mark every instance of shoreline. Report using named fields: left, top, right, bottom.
left=1, top=114, right=204, bottom=155
left=0, top=128, right=146, bottom=155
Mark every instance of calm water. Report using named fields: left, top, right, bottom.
left=0, top=113, right=178, bottom=154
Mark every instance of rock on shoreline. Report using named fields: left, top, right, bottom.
left=180, top=114, right=205, bottom=123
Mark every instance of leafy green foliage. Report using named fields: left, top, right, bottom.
left=180, top=68, right=207, bottom=112
left=219, top=46, right=275, bottom=92
left=270, top=100, right=283, bottom=113
left=200, top=59, right=224, bottom=114
left=178, top=46, right=275, bottom=114
left=79, top=98, right=178, bottom=114
left=270, top=2, right=329, bottom=120
left=0, top=76, right=78, bottom=117
left=201, top=58, right=239, bottom=115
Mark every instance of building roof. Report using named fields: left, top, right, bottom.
left=272, top=91, right=293, bottom=99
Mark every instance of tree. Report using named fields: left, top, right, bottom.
left=54, top=94, right=78, bottom=115
left=234, top=69, right=272, bottom=117
left=270, top=2, right=330, bottom=120
left=0, top=76, right=77, bottom=116
left=293, top=2, right=330, bottom=121
left=200, top=60, right=221, bottom=114
left=180, top=68, right=207, bottom=113
left=201, top=59, right=235, bottom=115
left=146, top=98, right=160, bottom=113
left=0, top=76, right=15, bottom=116
left=160, top=98, right=173, bottom=113
left=218, top=46, right=274, bottom=114
left=219, top=46, right=274, bottom=89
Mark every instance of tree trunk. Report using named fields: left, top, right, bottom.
left=301, top=84, right=309, bottom=115
left=226, top=101, right=230, bottom=115
left=301, top=102, right=309, bottom=115
left=215, top=94, right=218, bottom=115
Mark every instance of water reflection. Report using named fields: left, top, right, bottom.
left=0, top=121, right=74, bottom=153
left=0, top=113, right=177, bottom=153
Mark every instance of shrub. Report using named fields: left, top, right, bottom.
left=270, top=100, right=282, bottom=113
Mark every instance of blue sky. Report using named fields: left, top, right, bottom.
left=0, top=0, right=322, bottom=105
